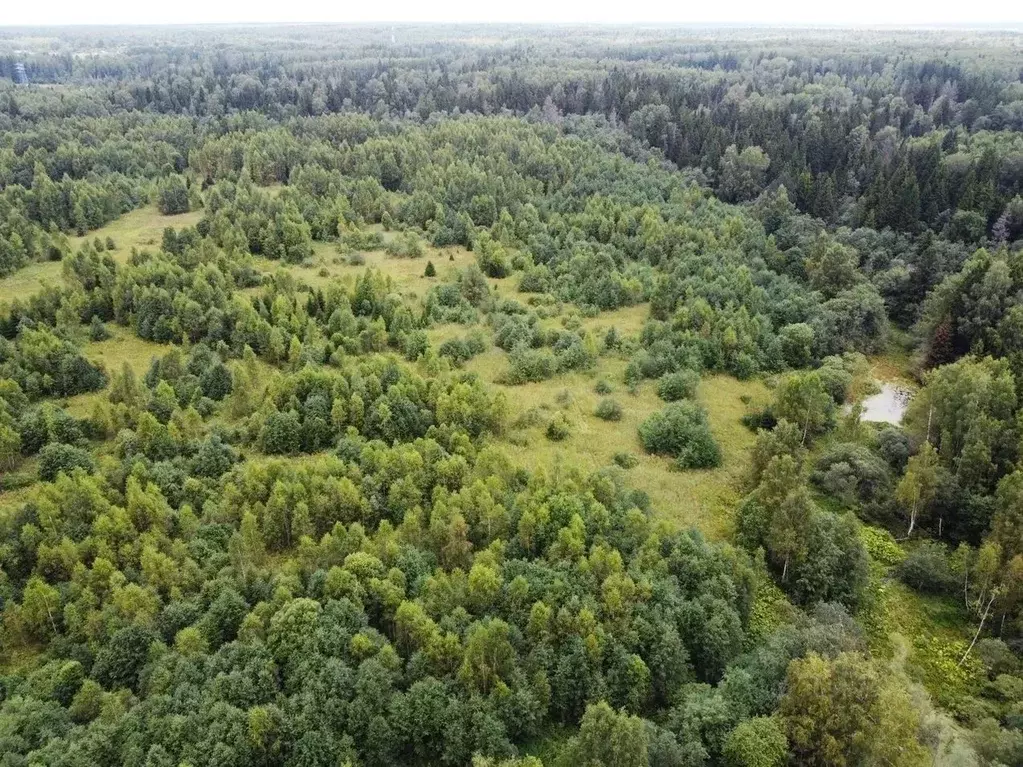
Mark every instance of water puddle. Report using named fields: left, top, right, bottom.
left=858, top=381, right=913, bottom=425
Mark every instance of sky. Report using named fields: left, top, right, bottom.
left=1, top=0, right=1021, bottom=27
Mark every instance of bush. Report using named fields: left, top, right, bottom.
left=401, top=330, right=430, bottom=361
left=639, top=402, right=722, bottom=469
left=546, top=413, right=571, bottom=441
left=779, top=323, right=815, bottom=368
left=439, top=331, right=488, bottom=366
left=860, top=526, right=905, bottom=567
left=613, top=452, right=638, bottom=469
left=342, top=229, right=384, bottom=251
left=424, top=261, right=436, bottom=277
left=88, top=315, right=110, bottom=342
left=810, top=443, right=892, bottom=508
left=817, top=355, right=854, bottom=404
left=519, top=265, right=552, bottom=293
left=38, top=442, right=95, bottom=481
left=594, top=379, right=613, bottom=395
left=898, top=541, right=957, bottom=594
left=386, top=231, right=424, bottom=258
left=657, top=369, right=700, bottom=402
left=594, top=398, right=623, bottom=421
left=875, top=426, right=910, bottom=472
left=505, top=346, right=557, bottom=384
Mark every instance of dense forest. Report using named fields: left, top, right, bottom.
left=1, top=23, right=1023, bottom=766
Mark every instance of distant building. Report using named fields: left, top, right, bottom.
left=14, top=62, right=28, bottom=85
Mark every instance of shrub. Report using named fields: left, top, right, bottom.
left=546, top=413, right=571, bottom=441
left=639, top=402, right=721, bottom=469
left=613, top=452, right=638, bottom=469
left=860, top=526, right=905, bottom=567
left=595, top=398, right=623, bottom=422
left=401, top=330, right=430, bottom=361
left=779, top=323, right=815, bottom=368
left=342, top=230, right=384, bottom=250
left=817, top=355, right=854, bottom=404
left=519, top=266, right=551, bottom=293
left=875, top=426, right=910, bottom=472
left=514, top=408, right=547, bottom=429
left=898, top=541, right=957, bottom=594
left=88, top=315, right=110, bottom=342
left=38, top=442, right=95, bottom=481
left=810, top=443, right=892, bottom=508
left=386, top=231, right=424, bottom=258
left=505, top=346, right=557, bottom=384
left=424, top=261, right=436, bottom=277
left=594, top=379, right=613, bottom=395
left=657, top=369, right=700, bottom=402
left=439, top=331, right=488, bottom=366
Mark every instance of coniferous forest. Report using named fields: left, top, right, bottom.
left=2, top=23, right=1023, bottom=766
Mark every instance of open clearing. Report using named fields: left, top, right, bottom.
left=289, top=243, right=771, bottom=538
left=487, top=363, right=768, bottom=537
left=0, top=206, right=202, bottom=306
left=2, top=213, right=769, bottom=539
left=63, top=325, right=169, bottom=418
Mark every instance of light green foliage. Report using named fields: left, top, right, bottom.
left=722, top=717, right=787, bottom=767
left=906, top=356, right=1016, bottom=494
left=657, top=369, right=700, bottom=402
left=563, top=701, right=648, bottom=767
left=546, top=412, right=571, bottom=441
left=860, top=526, right=905, bottom=567
left=773, top=371, right=834, bottom=444
left=780, top=652, right=928, bottom=767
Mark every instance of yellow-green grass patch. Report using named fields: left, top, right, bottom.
left=61, top=326, right=168, bottom=418
left=82, top=324, right=168, bottom=377
left=537, top=302, right=650, bottom=339
left=0, top=259, right=66, bottom=304
left=0, top=206, right=202, bottom=305
left=68, top=206, right=203, bottom=261
left=259, top=242, right=478, bottom=298
left=471, top=350, right=768, bottom=538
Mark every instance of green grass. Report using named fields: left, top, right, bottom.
left=63, top=325, right=169, bottom=418
left=0, top=206, right=202, bottom=307
left=466, top=347, right=768, bottom=537
left=258, top=238, right=478, bottom=300
left=67, top=206, right=202, bottom=260
left=538, top=303, right=650, bottom=339
left=82, top=324, right=168, bottom=377
left=289, top=241, right=768, bottom=538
